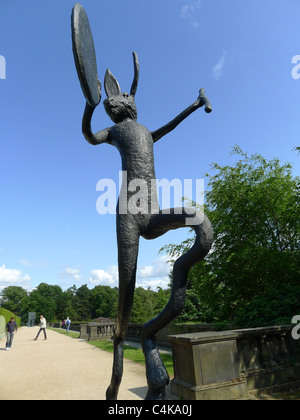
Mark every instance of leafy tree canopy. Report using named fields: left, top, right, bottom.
left=161, top=147, right=300, bottom=324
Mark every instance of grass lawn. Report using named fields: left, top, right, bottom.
left=48, top=328, right=174, bottom=377
left=89, top=339, right=174, bottom=377
left=48, top=327, right=80, bottom=339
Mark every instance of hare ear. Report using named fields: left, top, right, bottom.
left=104, top=69, right=121, bottom=97
left=130, top=51, right=139, bottom=96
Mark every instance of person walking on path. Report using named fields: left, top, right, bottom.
left=34, top=315, right=47, bottom=340
left=6, top=317, right=17, bottom=350
left=65, top=317, right=71, bottom=334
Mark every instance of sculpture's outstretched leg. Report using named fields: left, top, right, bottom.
left=141, top=208, right=213, bottom=400
left=106, top=215, right=140, bottom=400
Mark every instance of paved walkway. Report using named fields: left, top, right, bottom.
left=0, top=327, right=172, bottom=400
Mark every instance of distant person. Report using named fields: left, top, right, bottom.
left=34, top=315, right=47, bottom=341
left=65, top=317, right=71, bottom=334
left=6, top=317, right=17, bottom=351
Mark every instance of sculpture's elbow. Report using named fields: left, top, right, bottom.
left=82, top=128, right=96, bottom=145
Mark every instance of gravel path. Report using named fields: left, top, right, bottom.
left=0, top=326, right=148, bottom=400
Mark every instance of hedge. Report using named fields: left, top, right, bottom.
left=0, top=308, right=21, bottom=328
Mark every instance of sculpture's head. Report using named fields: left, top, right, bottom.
left=103, top=52, right=139, bottom=124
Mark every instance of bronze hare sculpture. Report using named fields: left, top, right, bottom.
left=72, top=3, right=213, bottom=400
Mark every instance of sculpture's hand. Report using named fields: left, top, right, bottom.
left=84, top=80, right=101, bottom=111
left=96, top=79, right=102, bottom=105
left=197, top=88, right=212, bottom=113
left=82, top=97, right=111, bottom=146
left=152, top=88, right=212, bottom=142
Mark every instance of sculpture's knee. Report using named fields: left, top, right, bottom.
left=192, top=213, right=213, bottom=259
left=171, top=288, right=187, bottom=318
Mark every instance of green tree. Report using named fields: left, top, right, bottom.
left=0, top=286, right=28, bottom=316
left=73, top=284, right=92, bottom=321
left=162, top=147, right=300, bottom=323
left=153, top=287, right=170, bottom=318
left=130, top=287, right=157, bottom=323
left=28, top=291, right=56, bottom=322
left=90, top=285, right=118, bottom=319
left=234, top=284, right=300, bottom=328
left=56, top=289, right=78, bottom=321
left=28, top=283, right=62, bottom=322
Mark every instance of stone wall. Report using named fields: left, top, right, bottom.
left=126, top=323, right=217, bottom=348
left=79, top=322, right=116, bottom=341
left=168, top=325, right=300, bottom=400
left=78, top=322, right=217, bottom=345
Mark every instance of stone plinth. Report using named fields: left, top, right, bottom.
left=169, top=326, right=300, bottom=400
left=169, top=331, right=247, bottom=400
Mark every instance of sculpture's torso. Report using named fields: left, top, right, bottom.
left=110, top=121, right=155, bottom=179
left=109, top=121, right=160, bottom=222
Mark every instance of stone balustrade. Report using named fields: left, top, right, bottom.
left=79, top=322, right=116, bottom=341
left=168, top=325, right=300, bottom=400
left=78, top=322, right=217, bottom=346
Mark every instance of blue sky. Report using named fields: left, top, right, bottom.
left=0, top=0, right=299, bottom=292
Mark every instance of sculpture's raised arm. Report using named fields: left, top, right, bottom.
left=82, top=101, right=112, bottom=146
left=72, top=4, right=113, bottom=146
left=151, top=88, right=212, bottom=143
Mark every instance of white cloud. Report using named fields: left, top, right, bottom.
left=0, top=265, right=31, bottom=290
left=58, top=267, right=81, bottom=282
left=212, top=50, right=227, bottom=81
left=20, top=259, right=51, bottom=269
left=89, top=266, right=118, bottom=287
left=180, top=0, right=203, bottom=28
left=137, top=255, right=172, bottom=289
left=89, top=256, right=172, bottom=291
left=19, top=259, right=34, bottom=268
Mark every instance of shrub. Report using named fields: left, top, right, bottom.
left=233, top=285, right=300, bottom=328
left=0, top=308, right=21, bottom=328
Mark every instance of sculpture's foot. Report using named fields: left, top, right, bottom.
left=143, top=339, right=170, bottom=401
left=145, top=386, right=168, bottom=400
left=106, top=384, right=118, bottom=400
